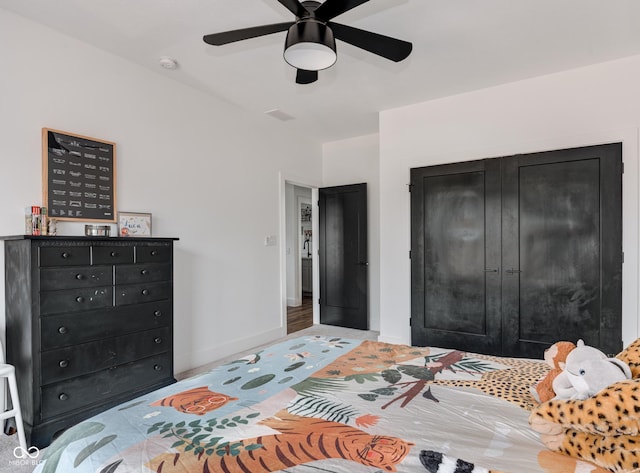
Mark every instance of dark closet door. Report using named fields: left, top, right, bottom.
left=411, top=143, right=622, bottom=357
left=501, top=144, right=622, bottom=357
left=410, top=159, right=502, bottom=354
left=319, top=183, right=368, bottom=330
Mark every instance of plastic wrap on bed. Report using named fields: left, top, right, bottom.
left=31, top=336, right=604, bottom=473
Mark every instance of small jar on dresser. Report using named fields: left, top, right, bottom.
left=2, top=235, right=178, bottom=448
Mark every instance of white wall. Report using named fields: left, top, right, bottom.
left=379, top=54, right=640, bottom=347
left=0, top=9, right=323, bottom=373
left=323, top=134, right=380, bottom=331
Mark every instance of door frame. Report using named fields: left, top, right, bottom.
left=278, top=172, right=321, bottom=336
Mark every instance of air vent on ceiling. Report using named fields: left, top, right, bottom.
left=264, top=109, right=295, bottom=121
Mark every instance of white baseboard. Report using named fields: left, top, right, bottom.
left=377, top=334, right=410, bottom=346
left=175, top=327, right=285, bottom=375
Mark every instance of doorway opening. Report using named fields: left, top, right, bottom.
left=283, top=181, right=317, bottom=335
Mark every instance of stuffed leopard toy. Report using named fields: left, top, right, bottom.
left=529, top=338, right=640, bottom=473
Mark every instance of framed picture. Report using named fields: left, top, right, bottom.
left=118, top=212, right=152, bottom=237
left=43, top=128, right=116, bottom=222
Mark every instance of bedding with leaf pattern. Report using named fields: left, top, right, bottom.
left=32, top=335, right=606, bottom=473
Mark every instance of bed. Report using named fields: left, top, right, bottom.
left=32, top=335, right=604, bottom=473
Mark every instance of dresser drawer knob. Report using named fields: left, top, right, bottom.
left=140, top=269, right=148, bottom=276
left=75, top=273, right=85, bottom=280
left=141, top=289, right=150, bottom=296
left=154, top=310, right=162, bottom=318
left=76, top=296, right=85, bottom=303
left=154, top=364, right=163, bottom=371
left=58, top=326, right=68, bottom=334
left=58, top=393, right=69, bottom=401
left=154, top=337, right=162, bottom=344
left=150, top=250, right=158, bottom=257
left=110, top=251, right=118, bottom=257
left=61, top=252, right=70, bottom=259
left=59, top=360, right=69, bottom=368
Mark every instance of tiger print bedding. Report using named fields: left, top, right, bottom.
left=32, top=336, right=606, bottom=473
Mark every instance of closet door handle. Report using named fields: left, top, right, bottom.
left=506, top=268, right=522, bottom=274
left=484, top=268, right=498, bottom=273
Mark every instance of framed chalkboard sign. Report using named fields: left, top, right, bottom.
left=42, top=128, right=117, bottom=222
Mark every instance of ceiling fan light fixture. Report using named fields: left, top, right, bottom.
left=284, top=21, right=336, bottom=71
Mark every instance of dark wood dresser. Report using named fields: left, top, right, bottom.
left=2, top=236, right=178, bottom=448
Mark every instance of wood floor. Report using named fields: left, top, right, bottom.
left=287, top=294, right=313, bottom=334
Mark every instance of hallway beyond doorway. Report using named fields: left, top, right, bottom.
left=287, top=295, right=312, bottom=334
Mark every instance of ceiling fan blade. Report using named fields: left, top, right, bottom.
left=296, top=69, right=318, bottom=84
left=277, top=0, right=310, bottom=18
left=203, top=22, right=293, bottom=45
left=329, top=22, right=412, bottom=62
left=314, top=0, right=370, bottom=21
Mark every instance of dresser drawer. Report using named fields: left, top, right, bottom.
left=40, top=266, right=113, bottom=291
left=136, top=246, right=171, bottom=263
left=41, top=326, right=170, bottom=385
left=41, top=339, right=117, bottom=385
left=92, top=246, right=134, bottom=265
left=115, top=263, right=171, bottom=285
left=41, top=353, right=172, bottom=419
left=39, top=246, right=91, bottom=267
left=116, top=282, right=171, bottom=306
left=115, top=327, right=171, bottom=364
left=40, top=286, right=112, bottom=315
left=40, top=301, right=172, bottom=350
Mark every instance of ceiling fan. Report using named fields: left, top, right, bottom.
left=203, top=0, right=413, bottom=84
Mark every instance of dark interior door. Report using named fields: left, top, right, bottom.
left=411, top=143, right=622, bottom=357
left=319, top=183, right=368, bottom=330
left=410, top=159, right=501, bottom=354
left=501, top=144, right=622, bottom=357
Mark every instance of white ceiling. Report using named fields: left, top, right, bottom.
left=2, top=0, right=640, bottom=143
